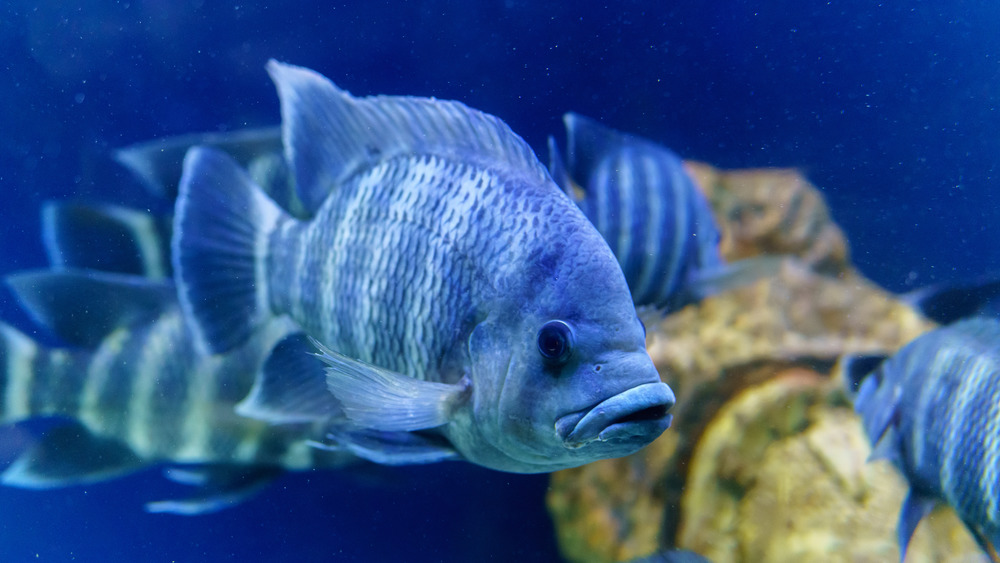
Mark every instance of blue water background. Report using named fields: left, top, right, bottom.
left=1, top=1, right=998, bottom=561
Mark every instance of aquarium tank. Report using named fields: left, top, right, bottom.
left=1, top=2, right=998, bottom=562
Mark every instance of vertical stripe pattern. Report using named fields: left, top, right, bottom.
left=560, top=114, right=725, bottom=310
left=864, top=318, right=1000, bottom=547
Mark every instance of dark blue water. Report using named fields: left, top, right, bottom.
left=1, top=2, right=998, bottom=561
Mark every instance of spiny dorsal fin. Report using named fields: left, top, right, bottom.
left=839, top=353, right=890, bottom=396
left=903, top=273, right=1000, bottom=324
left=5, top=269, right=175, bottom=347
left=547, top=135, right=582, bottom=201
left=562, top=112, right=631, bottom=183
left=267, top=60, right=552, bottom=215
left=42, top=202, right=171, bottom=279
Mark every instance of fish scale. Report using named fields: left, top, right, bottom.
left=268, top=155, right=507, bottom=382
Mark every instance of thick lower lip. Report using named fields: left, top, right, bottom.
left=555, top=382, right=675, bottom=446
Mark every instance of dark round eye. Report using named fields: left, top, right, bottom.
left=537, top=320, right=574, bottom=365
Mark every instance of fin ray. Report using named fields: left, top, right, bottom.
left=173, top=146, right=285, bottom=353
left=267, top=60, right=551, bottom=215
left=312, top=338, right=468, bottom=432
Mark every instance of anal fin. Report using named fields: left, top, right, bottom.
left=235, top=332, right=341, bottom=424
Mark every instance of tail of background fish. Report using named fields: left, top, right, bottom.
left=0, top=321, right=88, bottom=425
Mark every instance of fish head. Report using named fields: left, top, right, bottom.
left=448, top=230, right=675, bottom=473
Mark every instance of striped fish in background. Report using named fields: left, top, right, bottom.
left=549, top=113, right=777, bottom=313
left=0, top=202, right=352, bottom=514
left=844, top=281, right=1000, bottom=562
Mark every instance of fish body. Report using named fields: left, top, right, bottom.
left=850, top=317, right=1000, bottom=559
left=173, top=61, right=674, bottom=473
left=0, top=203, right=350, bottom=514
left=548, top=113, right=726, bottom=311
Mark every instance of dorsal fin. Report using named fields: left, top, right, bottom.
left=547, top=135, right=577, bottom=199
left=42, top=202, right=171, bottom=279
left=839, top=353, right=890, bottom=396
left=5, top=269, right=175, bottom=347
left=114, top=126, right=283, bottom=200
left=267, top=60, right=552, bottom=215
left=563, top=112, right=631, bottom=182
left=902, top=273, right=1000, bottom=324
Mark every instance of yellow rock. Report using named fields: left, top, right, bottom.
left=685, top=163, right=849, bottom=276
left=678, top=372, right=984, bottom=563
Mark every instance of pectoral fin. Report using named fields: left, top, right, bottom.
left=311, top=338, right=469, bottom=432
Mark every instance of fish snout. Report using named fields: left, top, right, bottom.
left=555, top=382, right=675, bottom=447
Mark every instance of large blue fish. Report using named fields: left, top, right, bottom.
left=172, top=61, right=674, bottom=473
left=549, top=113, right=775, bottom=312
left=0, top=203, right=351, bottom=514
left=846, top=283, right=1000, bottom=561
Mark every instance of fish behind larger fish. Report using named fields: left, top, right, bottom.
left=846, top=294, right=1000, bottom=560
left=172, top=61, right=674, bottom=474
left=549, top=113, right=777, bottom=312
left=0, top=203, right=350, bottom=514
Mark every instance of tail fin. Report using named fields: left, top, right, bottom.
left=0, top=322, right=74, bottom=425
left=173, top=146, right=285, bottom=354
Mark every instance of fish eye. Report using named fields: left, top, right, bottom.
left=537, top=320, right=574, bottom=366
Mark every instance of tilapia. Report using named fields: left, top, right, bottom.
left=845, top=280, right=1000, bottom=562
left=549, top=113, right=778, bottom=312
left=0, top=202, right=351, bottom=514
left=172, top=61, right=675, bottom=473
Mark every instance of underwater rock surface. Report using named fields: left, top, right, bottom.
left=546, top=166, right=983, bottom=563
left=685, top=163, right=849, bottom=276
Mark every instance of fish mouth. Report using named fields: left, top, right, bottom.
left=555, top=382, right=675, bottom=447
